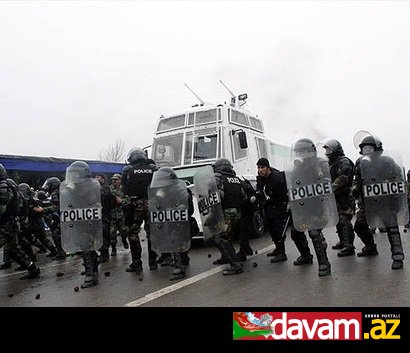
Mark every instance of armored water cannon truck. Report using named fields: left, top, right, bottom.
left=149, top=82, right=291, bottom=238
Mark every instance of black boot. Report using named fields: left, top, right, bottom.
left=122, top=236, right=129, bottom=249
left=333, top=224, right=344, bottom=249
left=357, top=244, right=378, bottom=257
left=270, top=242, right=287, bottom=263
left=19, top=262, right=40, bottom=280
left=236, top=246, right=249, bottom=262
left=213, top=256, right=228, bottom=265
left=293, top=255, right=313, bottom=265
left=52, top=236, right=66, bottom=260
left=147, top=238, right=158, bottom=270
left=337, top=220, right=355, bottom=257
left=219, top=243, right=243, bottom=276
left=310, top=231, right=331, bottom=277
left=388, top=230, right=404, bottom=270
left=292, top=233, right=313, bottom=265
left=97, top=247, right=109, bottom=263
left=126, top=239, right=143, bottom=273
left=266, top=248, right=279, bottom=257
left=338, top=246, right=355, bottom=257
left=159, top=253, right=173, bottom=267
left=181, top=251, right=190, bottom=266
left=81, top=251, right=98, bottom=289
left=170, top=267, right=186, bottom=280
left=356, top=224, right=378, bottom=257
left=45, top=244, right=58, bottom=258
left=170, top=253, right=186, bottom=280
left=111, top=245, right=117, bottom=257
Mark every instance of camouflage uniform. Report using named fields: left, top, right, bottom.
left=0, top=164, right=40, bottom=279
left=109, top=181, right=129, bottom=254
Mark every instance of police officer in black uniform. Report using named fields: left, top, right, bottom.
left=320, top=139, right=356, bottom=256
left=212, top=158, right=246, bottom=275
left=121, top=148, right=158, bottom=275
left=256, top=158, right=289, bottom=263
left=0, top=163, right=40, bottom=279
left=352, top=135, right=405, bottom=269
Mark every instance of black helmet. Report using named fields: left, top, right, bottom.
left=0, top=163, right=7, bottom=181
left=18, top=183, right=33, bottom=200
left=36, top=190, right=47, bottom=201
left=42, top=177, right=61, bottom=193
left=151, top=167, right=178, bottom=188
left=157, top=167, right=177, bottom=180
left=293, top=138, right=317, bottom=158
left=66, top=161, right=91, bottom=183
left=127, top=148, right=147, bottom=164
left=319, top=138, right=344, bottom=157
left=212, top=158, right=233, bottom=174
left=358, top=135, right=383, bottom=154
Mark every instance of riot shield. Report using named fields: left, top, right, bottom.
left=60, top=178, right=103, bottom=252
left=360, top=151, right=408, bottom=228
left=285, top=156, right=339, bottom=232
left=193, top=166, right=226, bottom=241
left=148, top=174, right=191, bottom=253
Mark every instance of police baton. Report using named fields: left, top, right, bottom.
left=280, top=214, right=291, bottom=239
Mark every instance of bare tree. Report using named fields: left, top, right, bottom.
left=99, top=139, right=125, bottom=162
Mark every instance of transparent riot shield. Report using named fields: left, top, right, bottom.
left=360, top=151, right=408, bottom=228
left=60, top=178, right=103, bottom=252
left=285, top=156, right=339, bottom=232
left=193, top=166, right=226, bottom=241
left=148, top=175, right=191, bottom=253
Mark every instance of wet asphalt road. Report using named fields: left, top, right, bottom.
left=1, top=227, right=409, bottom=307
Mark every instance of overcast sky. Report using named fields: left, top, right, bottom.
left=1, top=0, right=410, bottom=168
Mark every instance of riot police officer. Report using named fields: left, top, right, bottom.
left=319, top=139, right=356, bottom=256
left=60, top=161, right=103, bottom=288
left=148, top=167, right=192, bottom=280
left=42, top=176, right=66, bottom=260
left=286, top=139, right=337, bottom=277
left=212, top=158, right=246, bottom=275
left=0, top=164, right=40, bottom=279
left=18, top=183, right=58, bottom=257
left=121, top=148, right=158, bottom=275
left=352, top=132, right=406, bottom=269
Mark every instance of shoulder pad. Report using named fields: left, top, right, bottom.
left=122, top=165, right=133, bottom=173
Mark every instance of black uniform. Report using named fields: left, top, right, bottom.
left=212, top=158, right=246, bottom=276
left=321, top=140, right=356, bottom=256
left=256, top=168, right=288, bottom=262
left=122, top=150, right=158, bottom=274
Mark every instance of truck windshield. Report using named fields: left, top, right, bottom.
left=193, top=133, right=218, bottom=162
left=152, top=133, right=183, bottom=167
left=153, top=130, right=219, bottom=167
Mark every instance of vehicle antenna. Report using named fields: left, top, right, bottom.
left=184, top=83, right=205, bottom=106
left=219, top=80, right=237, bottom=107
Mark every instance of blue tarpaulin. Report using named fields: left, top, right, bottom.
left=0, top=154, right=125, bottom=174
